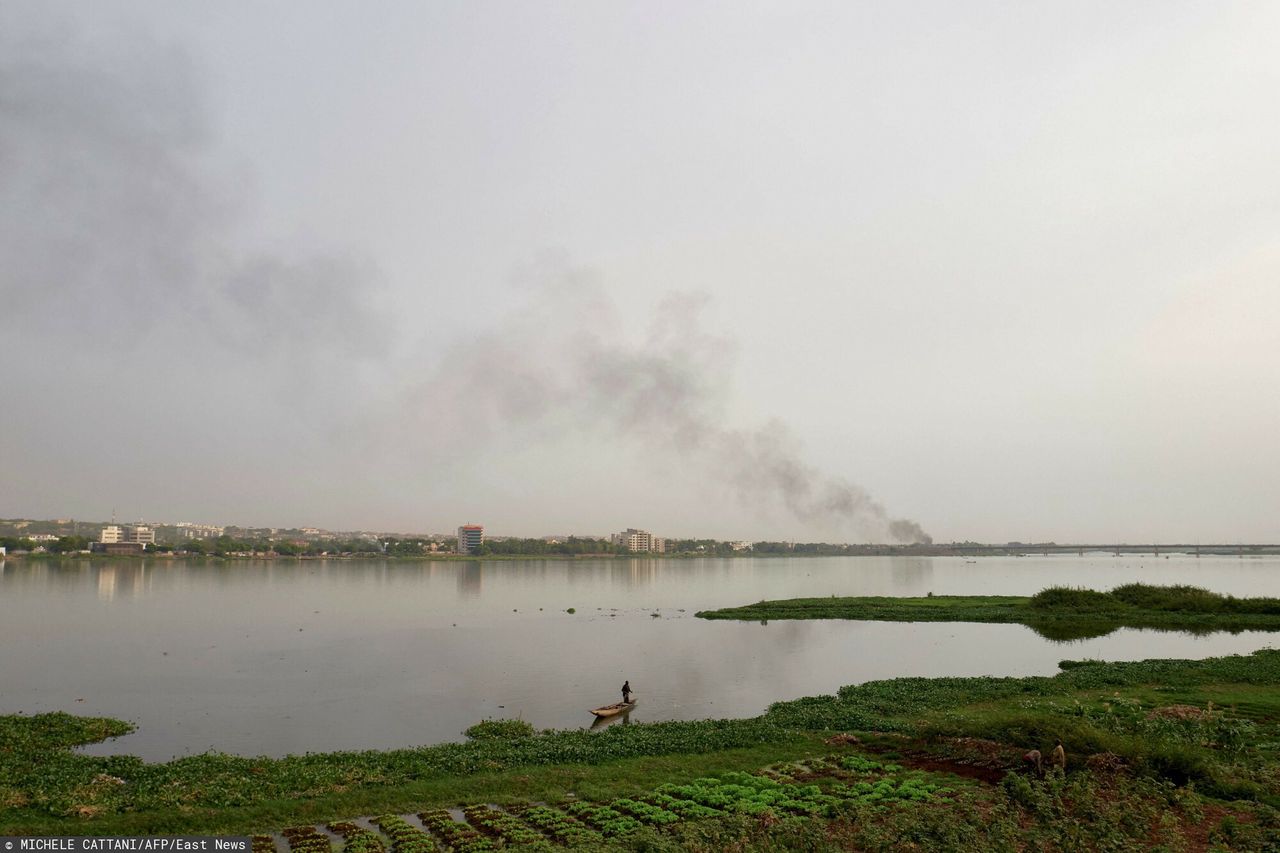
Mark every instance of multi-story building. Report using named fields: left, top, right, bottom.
left=456, top=524, right=484, bottom=554
left=611, top=528, right=665, bottom=553
left=174, top=522, right=224, bottom=540
left=123, top=525, right=155, bottom=545
left=100, top=525, right=123, bottom=544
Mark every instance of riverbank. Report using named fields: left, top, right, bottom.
left=696, top=583, right=1280, bottom=640
left=4, top=649, right=1280, bottom=848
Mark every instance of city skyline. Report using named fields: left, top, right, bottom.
left=3, top=512, right=1278, bottom=550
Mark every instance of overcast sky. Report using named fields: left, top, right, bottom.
left=3, top=1, right=1277, bottom=542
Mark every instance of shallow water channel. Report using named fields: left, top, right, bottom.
left=1, top=554, right=1277, bottom=760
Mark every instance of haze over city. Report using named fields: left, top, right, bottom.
left=3, top=1, right=1277, bottom=543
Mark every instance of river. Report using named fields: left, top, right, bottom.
left=1, top=554, right=1276, bottom=761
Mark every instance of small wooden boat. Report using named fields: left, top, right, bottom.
left=589, top=699, right=637, bottom=718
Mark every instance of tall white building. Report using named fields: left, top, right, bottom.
left=100, top=525, right=123, bottom=544
left=611, top=528, right=665, bottom=553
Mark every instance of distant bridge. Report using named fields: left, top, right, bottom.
left=887, top=544, right=1280, bottom=558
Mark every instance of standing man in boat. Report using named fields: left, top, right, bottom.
left=621, top=680, right=632, bottom=704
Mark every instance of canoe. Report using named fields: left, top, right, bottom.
left=589, top=699, right=637, bottom=718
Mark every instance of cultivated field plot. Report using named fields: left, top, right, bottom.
left=263, top=756, right=952, bottom=852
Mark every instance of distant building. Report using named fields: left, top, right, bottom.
left=93, top=542, right=145, bottom=555
left=100, top=525, right=123, bottom=544
left=123, top=525, right=155, bottom=546
left=175, top=522, right=224, bottom=540
left=611, top=528, right=665, bottom=553
left=456, top=524, right=484, bottom=554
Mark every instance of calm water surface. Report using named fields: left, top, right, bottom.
left=1, top=554, right=1277, bottom=760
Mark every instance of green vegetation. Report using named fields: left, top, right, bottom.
left=7, top=650, right=1280, bottom=848
left=0, top=713, right=806, bottom=834
left=697, top=583, right=1280, bottom=639
left=0, top=535, right=91, bottom=553
left=463, top=718, right=536, bottom=740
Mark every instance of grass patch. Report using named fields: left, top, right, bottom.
left=696, top=583, right=1280, bottom=639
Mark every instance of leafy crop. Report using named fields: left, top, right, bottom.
left=327, top=822, right=384, bottom=853
left=281, top=827, right=332, bottom=853
left=511, top=805, right=604, bottom=846
left=562, top=801, right=644, bottom=837
left=461, top=805, right=552, bottom=849
left=610, top=797, right=680, bottom=825
left=654, top=771, right=851, bottom=818
left=644, top=791, right=724, bottom=819
left=417, top=810, right=493, bottom=852
left=836, top=776, right=948, bottom=805
left=372, top=815, right=435, bottom=853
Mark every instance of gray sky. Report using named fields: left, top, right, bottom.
left=3, top=1, right=1278, bottom=543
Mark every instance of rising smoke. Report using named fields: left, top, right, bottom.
left=403, top=263, right=932, bottom=544
left=1, top=20, right=930, bottom=543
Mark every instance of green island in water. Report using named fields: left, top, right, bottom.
left=696, top=583, right=1280, bottom=641
left=5, top=639, right=1280, bottom=849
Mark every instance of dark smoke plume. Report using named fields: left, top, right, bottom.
left=403, top=263, right=931, bottom=544
left=0, top=20, right=930, bottom=543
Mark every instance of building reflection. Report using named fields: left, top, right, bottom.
left=609, top=558, right=658, bottom=589
left=95, top=562, right=149, bottom=602
left=97, top=565, right=116, bottom=600
left=457, top=562, right=483, bottom=597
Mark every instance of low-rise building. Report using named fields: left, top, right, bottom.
left=93, top=542, right=146, bottom=555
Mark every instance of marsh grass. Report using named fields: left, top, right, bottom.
left=698, top=583, right=1280, bottom=639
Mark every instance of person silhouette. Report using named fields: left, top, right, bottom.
left=621, top=680, right=632, bottom=704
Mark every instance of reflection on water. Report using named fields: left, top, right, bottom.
left=1025, top=619, right=1280, bottom=642
left=95, top=563, right=153, bottom=601
left=1, top=554, right=1278, bottom=760
left=590, top=709, right=635, bottom=731
left=457, top=562, right=483, bottom=597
